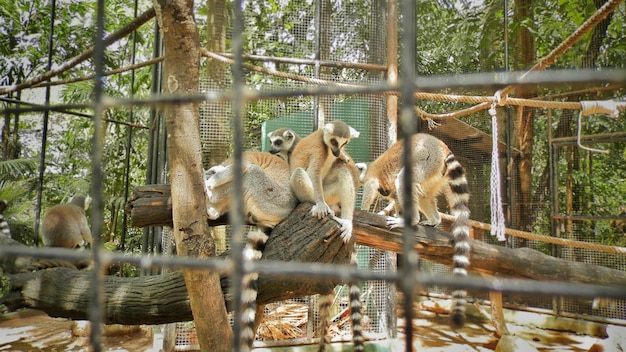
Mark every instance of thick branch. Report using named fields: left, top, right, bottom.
left=128, top=184, right=626, bottom=286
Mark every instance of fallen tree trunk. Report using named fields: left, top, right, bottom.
left=2, top=203, right=348, bottom=324
left=128, top=184, right=626, bottom=285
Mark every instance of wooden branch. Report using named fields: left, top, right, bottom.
left=128, top=184, right=626, bottom=286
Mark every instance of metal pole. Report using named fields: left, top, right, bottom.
left=89, top=0, right=107, bottom=348
left=33, top=0, right=57, bottom=246
left=399, top=0, right=417, bottom=350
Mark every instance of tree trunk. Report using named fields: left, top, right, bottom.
left=152, top=0, right=231, bottom=350
left=511, top=0, right=537, bottom=239
left=2, top=203, right=349, bottom=323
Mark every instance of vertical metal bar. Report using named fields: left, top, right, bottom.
left=399, top=0, right=417, bottom=350
left=386, top=0, right=398, bottom=143
left=34, top=0, right=57, bottom=246
left=230, top=0, right=246, bottom=350
left=385, top=0, right=399, bottom=340
left=504, top=0, right=513, bottom=247
left=547, top=109, right=561, bottom=315
left=143, top=21, right=163, bottom=262
left=313, top=0, right=321, bottom=132
left=89, top=0, right=107, bottom=349
left=120, top=0, right=140, bottom=251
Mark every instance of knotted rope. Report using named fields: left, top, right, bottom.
left=488, top=91, right=507, bottom=241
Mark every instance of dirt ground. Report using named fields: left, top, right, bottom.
left=0, top=310, right=160, bottom=352
left=1, top=307, right=624, bottom=351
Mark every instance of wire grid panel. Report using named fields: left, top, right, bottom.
left=196, top=0, right=391, bottom=346
left=550, top=126, right=626, bottom=321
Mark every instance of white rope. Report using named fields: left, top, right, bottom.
left=489, top=92, right=506, bottom=241
left=426, top=118, right=441, bottom=129
left=580, top=99, right=624, bottom=118
left=576, top=99, right=626, bottom=154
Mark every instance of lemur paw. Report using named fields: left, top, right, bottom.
left=386, top=216, right=405, bottom=229
left=415, top=183, right=426, bottom=196
left=420, top=220, right=441, bottom=227
left=204, top=166, right=227, bottom=189
left=332, top=216, right=353, bottom=243
left=207, top=207, right=221, bottom=220
left=311, top=201, right=334, bottom=219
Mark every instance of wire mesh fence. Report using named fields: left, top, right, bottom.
left=1, top=0, right=626, bottom=350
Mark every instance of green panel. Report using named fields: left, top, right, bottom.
left=262, top=98, right=370, bottom=164
left=261, top=110, right=314, bottom=152
left=330, top=98, right=370, bottom=164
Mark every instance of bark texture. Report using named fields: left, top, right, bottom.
left=152, top=0, right=231, bottom=349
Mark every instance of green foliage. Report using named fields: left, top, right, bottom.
left=0, top=179, right=36, bottom=245
left=1, top=0, right=625, bottom=266
left=0, top=0, right=153, bottom=256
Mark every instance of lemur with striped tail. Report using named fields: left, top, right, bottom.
left=358, top=133, right=472, bottom=329
left=269, top=123, right=365, bottom=351
left=203, top=151, right=298, bottom=351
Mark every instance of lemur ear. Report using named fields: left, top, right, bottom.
left=323, top=123, right=334, bottom=134
left=349, top=126, right=360, bottom=138
left=355, top=162, right=368, bottom=181
left=284, top=130, right=294, bottom=140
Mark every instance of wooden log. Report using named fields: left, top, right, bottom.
left=125, top=184, right=173, bottom=228
left=128, top=184, right=626, bottom=286
left=2, top=203, right=349, bottom=324
left=352, top=210, right=626, bottom=286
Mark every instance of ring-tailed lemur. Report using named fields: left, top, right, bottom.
left=41, top=196, right=92, bottom=248
left=267, top=128, right=302, bottom=162
left=358, top=133, right=472, bottom=329
left=203, top=151, right=297, bottom=351
left=270, top=123, right=365, bottom=351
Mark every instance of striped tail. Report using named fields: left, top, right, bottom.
left=444, top=153, right=472, bottom=329
left=318, top=245, right=364, bottom=351
left=349, top=246, right=364, bottom=351
left=0, top=200, right=10, bottom=238
left=317, top=292, right=334, bottom=352
left=0, top=214, right=10, bottom=238
left=241, top=230, right=269, bottom=352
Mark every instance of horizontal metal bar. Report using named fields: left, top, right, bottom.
left=551, top=132, right=626, bottom=146
left=2, top=69, right=624, bottom=115
left=553, top=214, right=626, bottom=221
left=216, top=52, right=388, bottom=71
left=2, top=245, right=625, bottom=301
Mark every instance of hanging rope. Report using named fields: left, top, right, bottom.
left=488, top=92, right=507, bottom=241
left=576, top=100, right=626, bottom=154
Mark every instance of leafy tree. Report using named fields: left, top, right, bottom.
left=0, top=0, right=154, bottom=252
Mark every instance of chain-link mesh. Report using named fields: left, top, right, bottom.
left=191, top=0, right=626, bottom=348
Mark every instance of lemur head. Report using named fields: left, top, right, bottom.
left=355, top=162, right=369, bottom=183
left=267, top=128, right=300, bottom=160
left=322, top=120, right=359, bottom=159
left=70, top=195, right=91, bottom=211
